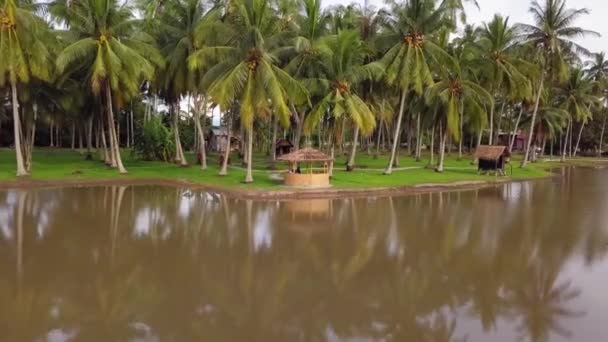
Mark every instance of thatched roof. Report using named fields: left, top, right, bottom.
left=475, top=145, right=509, bottom=160
left=277, top=148, right=333, bottom=162
left=276, top=138, right=293, bottom=147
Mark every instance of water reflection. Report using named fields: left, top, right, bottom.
left=1, top=168, right=608, bottom=341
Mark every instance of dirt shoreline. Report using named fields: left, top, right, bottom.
left=0, top=174, right=556, bottom=200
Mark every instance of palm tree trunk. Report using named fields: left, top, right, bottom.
left=458, top=102, right=464, bottom=160
left=375, top=121, right=383, bottom=156
left=568, top=120, right=574, bottom=157
left=71, top=122, right=76, bottom=150
left=384, top=90, right=407, bottom=175
left=346, top=125, right=359, bottom=171
left=78, top=126, right=84, bottom=154
left=561, top=119, right=570, bottom=162
left=521, top=77, right=544, bottom=168
left=11, top=81, right=28, bottom=176
left=429, top=127, right=435, bottom=167
left=437, top=124, right=447, bottom=172
left=244, top=123, right=254, bottom=183
left=509, top=104, right=524, bottom=152
left=293, top=105, right=305, bottom=151
left=271, top=115, right=278, bottom=162
left=573, top=121, right=585, bottom=157
left=105, top=84, right=127, bottom=173
left=172, top=104, right=188, bottom=166
left=599, top=115, right=606, bottom=157
left=488, top=102, right=495, bottom=145
left=329, top=143, right=335, bottom=177
left=100, top=115, right=110, bottom=164
left=415, top=111, right=422, bottom=161
left=25, top=103, right=37, bottom=172
left=130, top=106, right=135, bottom=147
left=49, top=121, right=54, bottom=147
left=195, top=95, right=208, bottom=170
left=86, top=116, right=93, bottom=159
left=219, top=110, right=233, bottom=176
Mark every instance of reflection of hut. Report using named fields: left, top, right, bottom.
left=283, top=199, right=331, bottom=234
left=277, top=148, right=333, bottom=188
left=475, top=145, right=510, bottom=175
left=275, top=139, right=293, bottom=157
left=207, top=127, right=240, bottom=153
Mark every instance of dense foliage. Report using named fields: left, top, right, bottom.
left=134, top=117, right=174, bottom=161
left=0, top=0, right=606, bottom=182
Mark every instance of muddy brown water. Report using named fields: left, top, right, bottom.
left=1, top=167, right=607, bottom=342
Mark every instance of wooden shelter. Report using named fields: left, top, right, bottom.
left=475, top=145, right=510, bottom=175
left=277, top=148, right=333, bottom=188
left=207, top=127, right=240, bottom=153
left=275, top=139, right=294, bottom=156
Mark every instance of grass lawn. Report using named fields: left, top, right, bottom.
left=0, top=147, right=574, bottom=190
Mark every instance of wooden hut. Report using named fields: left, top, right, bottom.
left=207, top=127, right=240, bottom=153
left=275, top=139, right=294, bottom=156
left=277, top=148, right=333, bottom=188
left=475, top=145, right=510, bottom=175
left=497, top=131, right=527, bottom=151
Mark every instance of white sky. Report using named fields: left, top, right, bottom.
left=326, top=0, right=607, bottom=55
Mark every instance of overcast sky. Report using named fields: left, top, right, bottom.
left=325, top=0, right=607, bottom=55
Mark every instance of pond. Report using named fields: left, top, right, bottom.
left=1, top=167, right=607, bottom=341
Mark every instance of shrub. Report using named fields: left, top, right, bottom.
left=134, top=117, right=174, bottom=161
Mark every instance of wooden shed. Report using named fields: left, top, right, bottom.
left=275, top=139, right=294, bottom=156
left=277, top=148, right=333, bottom=188
left=475, top=145, right=510, bottom=175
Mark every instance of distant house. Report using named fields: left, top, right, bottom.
left=207, top=127, right=240, bottom=153
left=497, top=131, right=527, bottom=151
left=275, top=139, right=293, bottom=156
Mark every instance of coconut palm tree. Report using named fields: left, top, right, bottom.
left=56, top=0, right=163, bottom=174
left=475, top=14, right=533, bottom=145
left=303, top=30, right=378, bottom=171
left=517, top=0, right=599, bottom=167
left=425, top=54, right=493, bottom=172
left=585, top=52, right=608, bottom=156
left=378, top=0, right=452, bottom=174
left=189, top=0, right=308, bottom=183
left=0, top=0, right=52, bottom=176
left=556, top=68, right=598, bottom=158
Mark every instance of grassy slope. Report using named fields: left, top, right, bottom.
left=0, top=148, right=553, bottom=189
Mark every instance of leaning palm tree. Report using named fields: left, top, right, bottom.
left=0, top=0, right=52, bottom=176
left=425, top=54, right=493, bottom=172
left=56, top=0, right=163, bottom=174
left=378, top=0, right=452, bottom=174
left=302, top=30, right=378, bottom=171
left=517, top=0, right=599, bottom=167
left=189, top=0, right=308, bottom=183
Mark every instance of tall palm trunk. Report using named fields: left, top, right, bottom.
left=509, top=105, right=524, bottom=152
left=24, top=103, right=37, bottom=172
left=270, top=115, right=278, bottom=162
left=346, top=126, right=359, bottom=171
left=194, top=96, right=207, bottom=170
left=100, top=115, right=110, bottom=164
left=561, top=119, right=570, bottom=162
left=71, top=122, right=76, bottom=150
left=375, top=121, right=383, bottom=156
left=244, top=123, right=254, bottom=183
left=292, top=105, right=305, bottom=151
left=599, top=115, right=606, bottom=157
left=415, top=112, right=422, bottom=161
left=429, top=126, right=435, bottom=167
left=219, top=110, right=232, bottom=176
left=105, top=84, right=127, bottom=173
left=86, top=116, right=93, bottom=159
left=130, top=106, right=135, bottom=147
left=172, top=104, right=188, bottom=166
left=521, top=77, right=544, bottom=168
left=488, top=101, right=495, bottom=145
left=11, top=81, right=28, bottom=176
left=458, top=103, right=464, bottom=160
left=437, top=123, right=447, bottom=172
left=385, top=90, right=407, bottom=175
left=49, top=120, right=54, bottom=147
left=573, top=121, right=585, bottom=157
